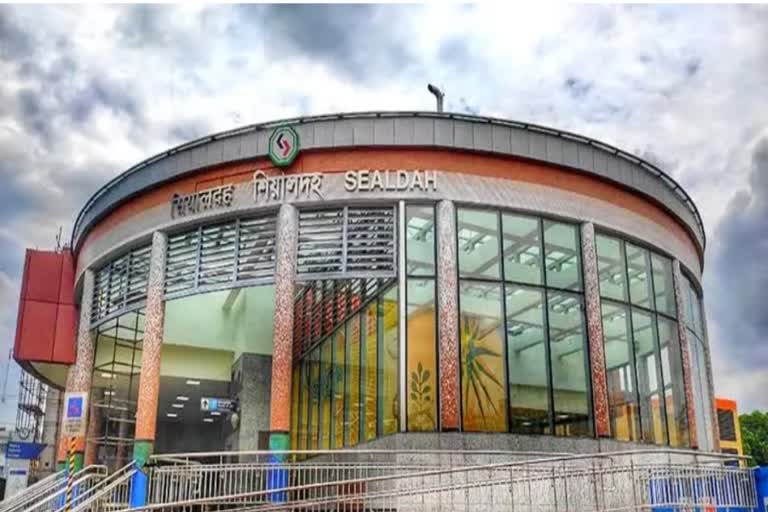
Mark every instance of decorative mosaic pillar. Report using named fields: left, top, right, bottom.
left=699, top=298, right=721, bottom=452
left=580, top=222, right=611, bottom=438
left=436, top=200, right=460, bottom=431
left=56, top=269, right=96, bottom=470
left=267, top=204, right=298, bottom=502
left=672, top=259, right=698, bottom=449
left=83, top=389, right=103, bottom=466
left=130, top=231, right=166, bottom=508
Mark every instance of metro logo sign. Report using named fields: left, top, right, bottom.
left=268, top=126, right=300, bottom=167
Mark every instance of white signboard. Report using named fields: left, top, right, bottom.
left=61, top=392, right=88, bottom=438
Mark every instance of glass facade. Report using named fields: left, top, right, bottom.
left=456, top=209, right=592, bottom=437
left=597, top=234, right=689, bottom=447
left=84, top=202, right=713, bottom=462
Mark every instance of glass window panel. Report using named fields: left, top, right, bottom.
left=320, top=339, right=332, bottom=449
left=596, top=235, right=627, bottom=302
left=548, top=291, right=591, bottom=436
left=379, top=285, right=399, bottom=435
left=505, top=285, right=549, bottom=434
left=309, top=348, right=320, bottom=450
left=460, top=281, right=507, bottom=432
left=299, top=360, right=310, bottom=450
left=626, top=244, right=653, bottom=309
left=344, top=316, right=361, bottom=447
left=458, top=209, right=501, bottom=280
left=406, top=279, right=437, bottom=432
left=290, top=367, right=300, bottom=449
left=601, top=301, right=639, bottom=441
left=657, top=317, right=689, bottom=447
left=502, top=214, right=542, bottom=285
left=332, top=328, right=345, bottom=448
left=631, top=310, right=666, bottom=445
left=406, top=205, right=435, bottom=276
left=544, top=221, right=582, bottom=291
left=651, top=254, right=675, bottom=317
left=361, top=303, right=378, bottom=442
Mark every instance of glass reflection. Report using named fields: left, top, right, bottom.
left=601, top=301, right=639, bottom=441
left=406, top=205, right=435, bottom=276
left=657, top=317, right=689, bottom=447
left=543, top=221, right=582, bottom=291
left=460, top=281, right=506, bottom=432
left=502, top=214, right=542, bottom=285
left=505, top=285, right=549, bottom=434
left=458, top=209, right=501, bottom=280
left=548, top=291, right=591, bottom=436
left=406, top=279, right=437, bottom=432
left=651, top=255, right=675, bottom=317
left=631, top=310, right=666, bottom=445
left=626, top=244, right=653, bottom=309
left=596, top=235, right=627, bottom=302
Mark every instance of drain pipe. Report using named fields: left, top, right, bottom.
left=427, top=83, right=445, bottom=113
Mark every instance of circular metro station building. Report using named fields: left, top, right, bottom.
left=13, top=112, right=719, bottom=475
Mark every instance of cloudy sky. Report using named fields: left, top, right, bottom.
left=0, top=4, right=766, bottom=429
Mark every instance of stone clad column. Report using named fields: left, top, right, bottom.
left=672, top=259, right=698, bottom=449
left=56, top=270, right=96, bottom=470
left=129, top=231, right=166, bottom=507
left=268, top=204, right=299, bottom=449
left=436, top=200, right=460, bottom=431
left=580, top=223, right=611, bottom=438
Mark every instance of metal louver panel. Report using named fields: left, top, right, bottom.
left=164, top=213, right=278, bottom=298
left=92, top=244, right=151, bottom=325
left=346, top=207, right=396, bottom=273
left=297, top=209, right=344, bottom=275
left=297, top=206, right=396, bottom=278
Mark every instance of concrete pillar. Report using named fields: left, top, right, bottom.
left=130, top=231, right=166, bottom=507
left=436, top=200, right=460, bottom=431
left=268, top=204, right=299, bottom=448
left=580, top=222, right=611, bottom=438
left=56, top=270, right=96, bottom=470
left=671, top=259, right=698, bottom=449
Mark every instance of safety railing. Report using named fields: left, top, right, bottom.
left=0, top=469, right=64, bottom=512
left=67, top=462, right=135, bottom=512
left=117, top=448, right=757, bottom=512
left=11, top=465, right=107, bottom=512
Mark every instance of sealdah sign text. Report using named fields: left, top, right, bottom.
left=344, top=170, right=437, bottom=192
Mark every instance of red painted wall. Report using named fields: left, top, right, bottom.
left=14, top=249, right=77, bottom=364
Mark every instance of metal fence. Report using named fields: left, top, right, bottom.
left=118, top=448, right=756, bottom=512
left=0, top=465, right=107, bottom=512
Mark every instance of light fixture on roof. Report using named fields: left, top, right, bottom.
left=186, top=380, right=200, bottom=386
left=203, top=418, right=214, bottom=423
left=171, top=404, right=184, bottom=409
left=166, top=413, right=178, bottom=418
left=210, top=411, right=221, bottom=416
left=176, top=396, right=189, bottom=401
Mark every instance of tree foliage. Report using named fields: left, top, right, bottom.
left=740, top=410, right=768, bottom=467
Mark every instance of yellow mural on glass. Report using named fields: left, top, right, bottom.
left=290, top=367, right=299, bottom=449
left=345, top=316, right=361, bottom=446
left=320, top=339, right=332, bottom=449
left=363, top=303, right=378, bottom=441
left=310, top=349, right=320, bottom=450
left=460, top=282, right=506, bottom=432
left=333, top=328, right=346, bottom=448
left=380, top=285, right=399, bottom=435
left=406, top=280, right=437, bottom=432
left=299, top=362, right=309, bottom=450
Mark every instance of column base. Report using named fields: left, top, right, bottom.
left=267, top=431, right=290, bottom=503
left=129, top=439, right=154, bottom=508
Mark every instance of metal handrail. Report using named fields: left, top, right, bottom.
left=66, top=462, right=136, bottom=512
left=119, top=448, right=756, bottom=511
left=0, top=470, right=64, bottom=512
left=17, top=466, right=108, bottom=512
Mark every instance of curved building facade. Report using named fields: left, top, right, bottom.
left=14, top=112, right=719, bottom=470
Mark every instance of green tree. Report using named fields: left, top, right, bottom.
left=740, top=410, right=768, bottom=466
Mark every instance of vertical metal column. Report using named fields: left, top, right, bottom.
left=397, top=201, right=407, bottom=432
left=436, top=200, right=460, bottom=431
left=130, top=231, right=167, bottom=507
left=699, top=297, right=721, bottom=451
left=56, top=270, right=96, bottom=470
left=580, top=222, right=611, bottom=437
left=671, top=259, right=698, bottom=449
